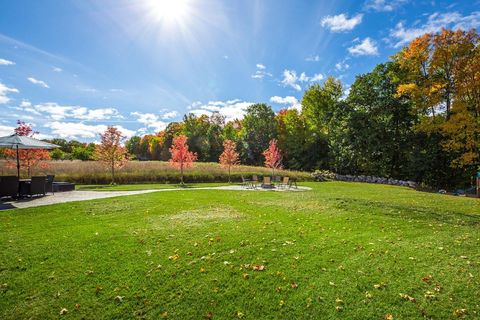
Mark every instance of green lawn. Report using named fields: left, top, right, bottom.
left=76, top=182, right=228, bottom=191
left=0, top=182, right=478, bottom=319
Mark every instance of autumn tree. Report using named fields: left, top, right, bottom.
left=94, top=126, right=129, bottom=184
left=169, top=135, right=197, bottom=184
left=395, top=28, right=479, bottom=172
left=263, top=139, right=282, bottom=178
left=5, top=120, right=50, bottom=177
left=219, top=139, right=240, bottom=182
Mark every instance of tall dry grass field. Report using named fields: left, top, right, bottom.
left=0, top=160, right=312, bottom=184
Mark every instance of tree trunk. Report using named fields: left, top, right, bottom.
left=228, top=165, right=231, bottom=183
left=180, top=163, right=184, bottom=185
left=111, top=162, right=115, bottom=184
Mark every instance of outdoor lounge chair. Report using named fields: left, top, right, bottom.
left=289, top=177, right=298, bottom=189
left=46, top=175, right=55, bottom=194
left=252, top=175, right=259, bottom=189
left=241, top=175, right=252, bottom=189
left=25, top=176, right=46, bottom=197
left=279, top=176, right=290, bottom=189
left=0, top=176, right=19, bottom=199
left=262, top=176, right=273, bottom=188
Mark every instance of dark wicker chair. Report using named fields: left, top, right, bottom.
left=27, top=176, right=46, bottom=197
left=46, top=175, right=55, bottom=194
left=0, top=176, right=19, bottom=199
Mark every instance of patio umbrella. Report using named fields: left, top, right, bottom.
left=0, top=133, right=59, bottom=178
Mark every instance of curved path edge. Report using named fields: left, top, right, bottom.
left=0, top=185, right=312, bottom=210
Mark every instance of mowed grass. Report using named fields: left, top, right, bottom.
left=76, top=182, right=228, bottom=191
left=0, top=182, right=479, bottom=319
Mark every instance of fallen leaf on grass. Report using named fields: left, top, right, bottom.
left=168, top=254, right=180, bottom=261
left=374, top=283, right=387, bottom=289
left=453, top=309, right=468, bottom=317
left=75, top=303, right=81, bottom=310
left=243, top=273, right=249, bottom=279
left=291, top=282, right=298, bottom=289
left=253, top=265, right=265, bottom=271
left=399, top=293, right=416, bottom=302
left=59, top=308, right=68, bottom=315
left=95, top=286, right=103, bottom=295
left=384, top=314, right=393, bottom=320
left=335, top=297, right=344, bottom=305
left=237, top=311, right=244, bottom=318
left=424, top=291, right=436, bottom=300
left=114, top=295, right=124, bottom=302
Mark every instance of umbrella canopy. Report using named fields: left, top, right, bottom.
left=0, top=134, right=59, bottom=149
left=0, top=134, right=59, bottom=178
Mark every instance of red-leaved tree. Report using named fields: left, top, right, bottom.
left=219, top=139, right=240, bottom=182
left=5, top=120, right=50, bottom=177
left=94, top=126, right=129, bottom=184
left=169, top=135, right=197, bottom=184
left=262, top=139, right=282, bottom=178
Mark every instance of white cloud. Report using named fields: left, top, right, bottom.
left=270, top=96, right=302, bottom=111
left=162, top=111, right=178, bottom=119
left=321, top=13, right=363, bottom=32
left=365, top=0, right=408, bottom=12
left=390, top=11, right=480, bottom=47
left=189, top=100, right=253, bottom=122
left=27, top=77, right=49, bottom=88
left=131, top=112, right=168, bottom=133
left=305, top=55, right=320, bottom=62
left=0, top=58, right=15, bottom=65
left=251, top=64, right=272, bottom=79
left=45, top=122, right=135, bottom=139
left=52, top=67, right=62, bottom=72
left=0, top=125, right=16, bottom=136
left=0, top=82, right=19, bottom=104
left=20, top=102, right=122, bottom=121
left=348, top=38, right=379, bottom=56
left=310, top=73, right=324, bottom=82
left=335, top=60, right=350, bottom=71
left=281, top=70, right=324, bottom=91
left=281, top=70, right=302, bottom=91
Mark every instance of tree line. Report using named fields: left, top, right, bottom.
left=3, top=28, right=477, bottom=188
left=125, top=29, right=479, bottom=189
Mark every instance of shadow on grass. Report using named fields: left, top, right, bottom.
left=333, top=198, right=480, bottom=226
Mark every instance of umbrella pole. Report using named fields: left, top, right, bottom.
left=16, top=145, right=20, bottom=179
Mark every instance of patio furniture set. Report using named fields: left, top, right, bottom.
left=0, top=175, right=75, bottom=200
left=241, top=175, right=298, bottom=190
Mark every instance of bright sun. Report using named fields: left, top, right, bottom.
left=147, top=0, right=190, bottom=24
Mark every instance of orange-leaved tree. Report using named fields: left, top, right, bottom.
left=169, top=135, right=197, bottom=184
left=262, top=139, right=282, bottom=178
left=219, top=139, right=240, bottom=182
left=94, top=126, right=129, bottom=184
left=5, top=120, right=50, bottom=177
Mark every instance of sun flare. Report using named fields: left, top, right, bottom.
left=147, top=0, right=190, bottom=24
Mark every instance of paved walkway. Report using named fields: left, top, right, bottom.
left=0, top=185, right=311, bottom=210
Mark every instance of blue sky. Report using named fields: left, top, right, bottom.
left=0, top=0, right=479, bottom=141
